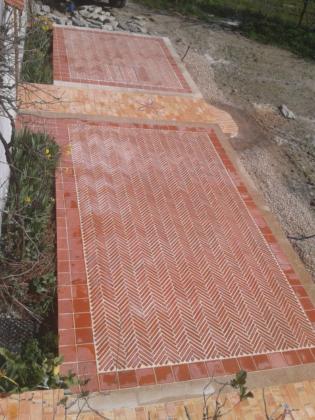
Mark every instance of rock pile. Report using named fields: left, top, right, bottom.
left=36, top=2, right=149, bottom=33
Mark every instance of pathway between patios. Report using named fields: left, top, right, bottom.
left=19, top=25, right=315, bottom=394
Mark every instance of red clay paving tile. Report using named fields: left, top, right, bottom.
left=58, top=299, right=73, bottom=314
left=292, top=286, right=308, bottom=298
left=80, top=375, right=99, bottom=393
left=297, top=349, right=315, bottom=364
left=118, top=371, right=138, bottom=388
left=58, top=285, right=72, bottom=300
left=75, top=328, right=94, bottom=344
left=59, top=329, right=76, bottom=347
left=300, top=297, right=314, bottom=311
left=60, top=346, right=77, bottom=363
left=172, top=364, right=191, bottom=382
left=266, top=353, right=287, bottom=369
left=282, top=350, right=301, bottom=366
left=53, top=27, right=192, bottom=93
left=60, top=362, right=78, bottom=376
left=78, top=361, right=97, bottom=375
left=222, top=359, right=240, bottom=374
left=18, top=116, right=315, bottom=391
left=77, top=344, right=96, bottom=362
left=253, top=355, right=272, bottom=371
left=98, top=373, right=119, bottom=391
left=73, top=298, right=90, bottom=313
left=74, top=313, right=92, bottom=329
left=59, top=313, right=74, bottom=330
left=205, top=361, right=225, bottom=377
left=136, top=368, right=156, bottom=386
left=188, top=362, right=208, bottom=379
left=155, top=366, right=174, bottom=384
left=237, top=357, right=256, bottom=372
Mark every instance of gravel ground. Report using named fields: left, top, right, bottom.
left=112, top=1, right=315, bottom=278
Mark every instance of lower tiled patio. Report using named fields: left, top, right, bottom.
left=20, top=115, right=315, bottom=393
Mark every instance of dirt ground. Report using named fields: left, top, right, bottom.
left=110, top=1, right=315, bottom=279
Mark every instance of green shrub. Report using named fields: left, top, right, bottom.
left=21, top=18, right=53, bottom=84
left=0, top=335, right=76, bottom=394
left=0, top=128, right=59, bottom=320
left=1, top=129, right=59, bottom=261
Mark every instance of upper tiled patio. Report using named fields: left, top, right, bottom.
left=53, top=26, right=199, bottom=95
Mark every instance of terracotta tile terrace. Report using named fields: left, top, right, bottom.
left=17, top=25, right=315, bottom=394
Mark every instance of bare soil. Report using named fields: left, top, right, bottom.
left=112, top=1, right=315, bottom=279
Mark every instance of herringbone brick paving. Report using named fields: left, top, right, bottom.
left=69, top=122, right=315, bottom=372
left=53, top=26, right=193, bottom=93
left=19, top=115, right=315, bottom=393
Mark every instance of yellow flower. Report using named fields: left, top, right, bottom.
left=24, top=196, right=32, bottom=204
left=65, top=145, right=72, bottom=156
left=45, top=148, right=50, bottom=155
left=53, top=365, right=60, bottom=376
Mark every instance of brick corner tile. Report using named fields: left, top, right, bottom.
left=98, top=372, right=119, bottom=391
left=79, top=375, right=100, bottom=393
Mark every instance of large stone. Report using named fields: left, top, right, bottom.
left=98, top=15, right=112, bottom=23
left=55, top=17, right=67, bottom=25
left=279, top=104, right=296, bottom=119
left=102, top=23, right=114, bottom=31
left=41, top=4, right=50, bottom=13
left=92, top=6, right=102, bottom=13
left=85, top=18, right=103, bottom=27
left=72, top=17, right=87, bottom=27
left=79, top=9, right=91, bottom=18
